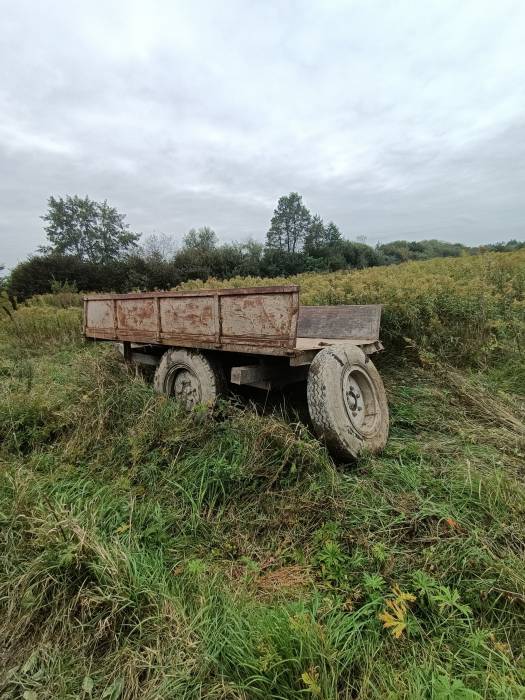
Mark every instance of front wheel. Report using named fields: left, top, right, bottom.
left=154, top=348, right=226, bottom=410
left=307, top=345, right=389, bottom=460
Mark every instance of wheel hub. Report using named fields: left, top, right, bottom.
left=341, top=365, right=378, bottom=436
left=168, top=366, right=201, bottom=409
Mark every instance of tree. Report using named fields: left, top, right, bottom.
left=325, top=221, right=343, bottom=245
left=182, top=226, right=217, bottom=252
left=340, top=241, right=382, bottom=268
left=376, top=239, right=468, bottom=265
left=40, top=195, right=139, bottom=263
left=266, top=192, right=311, bottom=253
left=141, top=232, right=178, bottom=261
left=261, top=249, right=311, bottom=276
left=304, top=217, right=344, bottom=257
left=304, top=214, right=326, bottom=255
left=237, top=240, right=264, bottom=276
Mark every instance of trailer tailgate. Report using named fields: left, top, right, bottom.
left=298, top=305, right=381, bottom=343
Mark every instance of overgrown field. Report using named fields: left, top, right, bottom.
left=179, top=250, right=525, bottom=371
left=0, top=252, right=524, bottom=698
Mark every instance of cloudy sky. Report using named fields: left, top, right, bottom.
left=1, top=0, right=524, bottom=268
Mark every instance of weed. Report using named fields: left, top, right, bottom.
left=378, top=585, right=417, bottom=638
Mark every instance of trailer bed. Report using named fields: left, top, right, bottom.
left=83, top=285, right=382, bottom=360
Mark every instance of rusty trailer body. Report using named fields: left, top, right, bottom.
left=83, top=285, right=382, bottom=361
left=83, top=285, right=388, bottom=460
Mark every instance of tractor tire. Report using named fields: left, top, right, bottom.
left=307, top=345, right=389, bottom=460
left=154, top=348, right=226, bottom=410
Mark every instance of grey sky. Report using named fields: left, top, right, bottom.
left=1, top=0, right=524, bottom=268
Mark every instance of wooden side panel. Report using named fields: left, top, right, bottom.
left=83, top=285, right=301, bottom=354
left=86, top=299, right=114, bottom=330
left=159, top=296, right=215, bottom=339
left=298, top=305, right=381, bottom=342
left=116, top=298, right=157, bottom=333
left=220, top=292, right=294, bottom=343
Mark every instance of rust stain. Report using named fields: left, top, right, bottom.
left=84, top=287, right=318, bottom=357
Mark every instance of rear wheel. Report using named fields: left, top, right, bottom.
left=307, top=345, right=389, bottom=460
left=154, top=348, right=226, bottom=410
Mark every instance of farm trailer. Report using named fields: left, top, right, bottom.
left=83, top=285, right=389, bottom=460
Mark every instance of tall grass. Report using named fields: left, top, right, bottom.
left=0, top=305, right=82, bottom=350
left=25, top=290, right=84, bottom=308
left=0, top=340, right=523, bottom=697
left=178, top=250, right=525, bottom=366
left=0, top=251, right=523, bottom=698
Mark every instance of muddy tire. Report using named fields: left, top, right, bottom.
left=307, top=345, right=389, bottom=460
left=154, top=348, right=226, bottom=410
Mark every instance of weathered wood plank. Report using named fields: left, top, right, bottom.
left=85, top=287, right=299, bottom=349
left=116, top=298, right=157, bottom=332
left=297, top=305, right=381, bottom=342
left=159, top=296, right=215, bottom=338
left=84, top=331, right=298, bottom=357
left=86, top=298, right=113, bottom=330
left=220, top=292, right=294, bottom=340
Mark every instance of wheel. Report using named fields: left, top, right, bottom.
left=307, top=345, right=389, bottom=460
left=153, top=348, right=226, bottom=410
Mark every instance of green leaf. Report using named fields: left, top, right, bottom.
left=82, top=676, right=94, bottom=694
left=301, top=670, right=321, bottom=695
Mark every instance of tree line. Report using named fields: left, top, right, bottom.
left=3, top=193, right=523, bottom=301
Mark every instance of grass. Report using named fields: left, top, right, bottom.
left=178, top=249, right=525, bottom=367
left=0, top=305, right=82, bottom=351
left=0, top=252, right=524, bottom=699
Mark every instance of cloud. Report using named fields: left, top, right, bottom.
left=1, top=0, right=524, bottom=267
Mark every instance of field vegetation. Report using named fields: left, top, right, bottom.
left=180, top=249, right=525, bottom=372
left=0, top=251, right=524, bottom=698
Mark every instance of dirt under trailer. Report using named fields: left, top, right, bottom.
left=83, top=285, right=389, bottom=460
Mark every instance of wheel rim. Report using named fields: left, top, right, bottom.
left=165, top=363, right=201, bottom=409
left=341, top=365, right=380, bottom=436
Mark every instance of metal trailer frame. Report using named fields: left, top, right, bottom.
left=83, top=285, right=383, bottom=374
